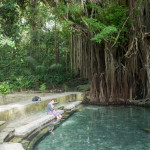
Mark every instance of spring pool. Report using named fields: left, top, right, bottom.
left=34, top=105, right=150, bottom=150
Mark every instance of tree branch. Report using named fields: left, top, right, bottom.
left=111, top=16, right=129, bottom=48
left=42, top=0, right=49, bottom=5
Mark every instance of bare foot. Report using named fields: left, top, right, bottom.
left=49, top=130, right=55, bottom=134
left=51, top=131, right=55, bottom=135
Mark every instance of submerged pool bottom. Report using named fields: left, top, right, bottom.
left=34, top=105, right=150, bottom=150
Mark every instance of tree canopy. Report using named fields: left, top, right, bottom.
left=0, top=0, right=150, bottom=103
left=0, top=0, right=72, bottom=92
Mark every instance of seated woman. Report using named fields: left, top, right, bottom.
left=47, top=99, right=62, bottom=120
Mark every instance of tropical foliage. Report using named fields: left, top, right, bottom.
left=0, top=0, right=73, bottom=92
left=0, top=0, right=149, bottom=104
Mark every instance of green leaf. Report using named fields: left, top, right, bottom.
left=91, top=26, right=118, bottom=43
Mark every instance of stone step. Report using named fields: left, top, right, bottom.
left=0, top=99, right=83, bottom=149
left=15, top=110, right=64, bottom=137
left=0, top=128, right=15, bottom=144
left=0, top=121, right=6, bottom=131
left=0, top=121, right=6, bottom=126
left=64, top=101, right=82, bottom=110
left=0, top=92, right=83, bottom=122
left=0, top=143, right=24, bottom=150
left=54, top=100, right=82, bottom=111
left=14, top=100, right=82, bottom=138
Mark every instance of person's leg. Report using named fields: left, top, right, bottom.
left=56, top=116, right=60, bottom=120
left=49, top=126, right=55, bottom=135
left=55, top=113, right=60, bottom=120
left=59, top=114, right=62, bottom=119
left=54, top=112, right=61, bottom=120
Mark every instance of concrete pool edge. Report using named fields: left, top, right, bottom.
left=7, top=104, right=83, bottom=150
left=0, top=92, right=84, bottom=150
left=82, top=98, right=150, bottom=107
left=0, top=92, right=84, bottom=122
left=0, top=143, right=24, bottom=150
left=25, top=105, right=84, bottom=150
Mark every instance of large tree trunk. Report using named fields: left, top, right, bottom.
left=69, top=0, right=150, bottom=103
left=55, top=20, right=59, bottom=64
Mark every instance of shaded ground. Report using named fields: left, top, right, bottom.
left=0, top=91, right=55, bottom=105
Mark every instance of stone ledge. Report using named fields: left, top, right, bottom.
left=0, top=92, right=84, bottom=122
left=128, top=99, right=150, bottom=106
left=0, top=98, right=83, bottom=149
left=64, top=101, right=82, bottom=110
left=0, top=143, right=24, bottom=150
left=0, top=121, right=6, bottom=131
left=15, top=110, right=64, bottom=137
left=14, top=101, right=82, bottom=138
left=0, top=128, right=15, bottom=144
left=0, top=121, right=6, bottom=126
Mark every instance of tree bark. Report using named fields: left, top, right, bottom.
left=55, top=20, right=59, bottom=64
left=48, top=0, right=149, bottom=103
left=69, top=0, right=150, bottom=103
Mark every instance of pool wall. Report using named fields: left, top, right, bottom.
left=0, top=92, right=84, bottom=122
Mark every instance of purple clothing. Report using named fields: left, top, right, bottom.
left=47, top=111, right=60, bottom=117
left=47, top=103, right=60, bottom=117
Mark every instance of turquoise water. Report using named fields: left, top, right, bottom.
left=34, top=105, right=150, bottom=150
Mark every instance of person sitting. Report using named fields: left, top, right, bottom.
left=47, top=99, right=62, bottom=120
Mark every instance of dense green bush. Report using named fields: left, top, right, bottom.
left=0, top=82, right=10, bottom=97
left=40, top=83, right=46, bottom=93
left=0, top=0, right=74, bottom=92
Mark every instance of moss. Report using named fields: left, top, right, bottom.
left=9, top=137, right=22, bottom=143
left=145, top=100, right=150, bottom=105
left=24, top=127, right=50, bottom=150
left=24, top=101, right=48, bottom=114
left=0, top=111, right=13, bottom=122
left=138, top=100, right=146, bottom=105
left=76, top=84, right=90, bottom=92
left=0, top=93, right=85, bottom=122
left=53, top=93, right=84, bottom=103
left=0, top=121, right=6, bottom=131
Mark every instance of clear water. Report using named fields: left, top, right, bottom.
left=34, top=105, right=150, bottom=150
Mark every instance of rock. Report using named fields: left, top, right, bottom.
left=0, top=128, right=15, bottom=144
left=138, top=100, right=146, bottom=105
left=76, top=84, right=90, bottom=92
left=0, top=143, right=24, bottom=150
left=145, top=99, right=150, bottom=105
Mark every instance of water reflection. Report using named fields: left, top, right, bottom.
left=34, top=105, right=150, bottom=150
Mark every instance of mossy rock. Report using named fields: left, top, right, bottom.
left=145, top=99, right=150, bottom=105
left=9, top=137, right=22, bottom=143
left=138, top=100, right=146, bottom=105
left=67, top=78, right=89, bottom=90
left=76, top=84, right=90, bottom=92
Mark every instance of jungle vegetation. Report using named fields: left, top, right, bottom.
left=0, top=0, right=72, bottom=92
left=0, top=0, right=150, bottom=103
